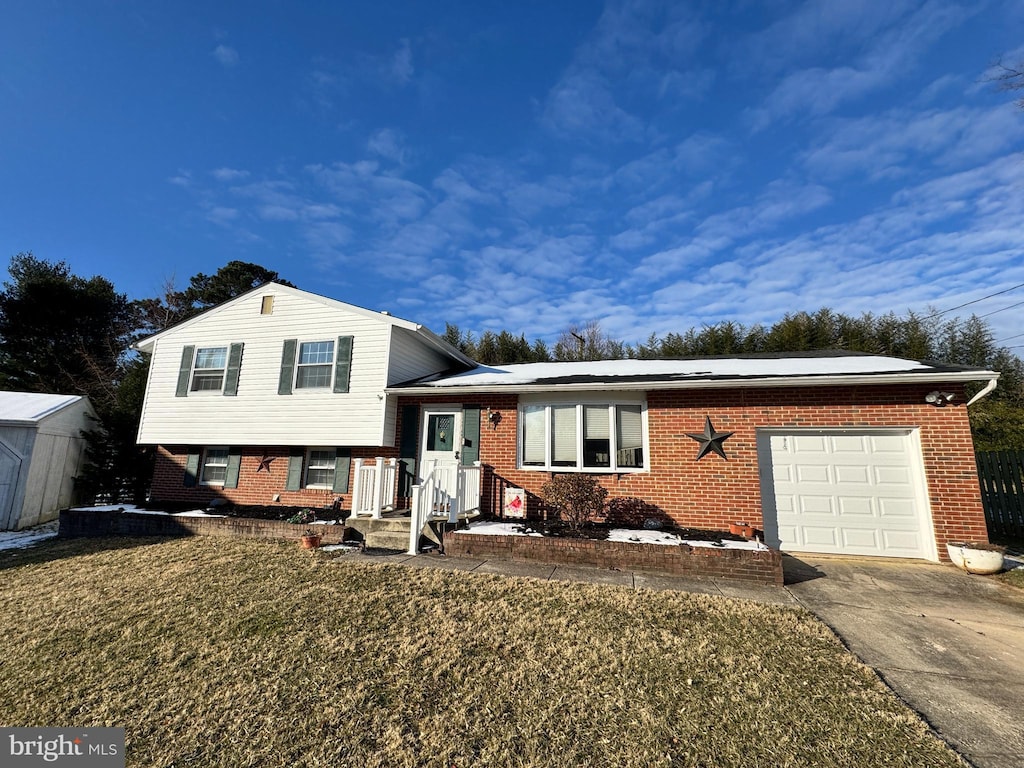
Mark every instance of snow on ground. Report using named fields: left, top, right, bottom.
left=458, top=520, right=769, bottom=550
left=0, top=521, right=59, bottom=551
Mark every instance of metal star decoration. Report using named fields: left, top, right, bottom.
left=686, top=416, right=734, bottom=461
left=256, top=453, right=276, bottom=473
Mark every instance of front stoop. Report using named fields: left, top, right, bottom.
left=346, top=514, right=416, bottom=551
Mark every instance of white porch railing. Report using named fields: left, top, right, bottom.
left=408, top=460, right=482, bottom=554
left=350, top=457, right=397, bottom=519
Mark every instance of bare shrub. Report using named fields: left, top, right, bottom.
left=541, top=474, right=608, bottom=531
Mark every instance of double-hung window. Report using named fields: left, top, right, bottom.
left=296, top=341, right=335, bottom=389
left=520, top=401, right=646, bottom=472
left=200, top=447, right=230, bottom=485
left=191, top=347, right=227, bottom=392
left=305, top=448, right=336, bottom=488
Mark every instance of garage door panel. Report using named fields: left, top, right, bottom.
left=763, top=429, right=930, bottom=560
left=835, top=464, right=870, bottom=484
left=792, top=435, right=828, bottom=453
left=842, top=529, right=880, bottom=549
left=838, top=497, right=874, bottom=516
left=798, top=495, right=834, bottom=514
left=802, top=526, right=839, bottom=546
left=878, top=498, right=918, bottom=519
left=831, top=435, right=868, bottom=453
left=796, top=464, right=830, bottom=483
left=869, top=435, right=907, bottom=453
left=874, top=466, right=912, bottom=486
left=882, top=530, right=924, bottom=553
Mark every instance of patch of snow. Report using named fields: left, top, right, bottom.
left=321, top=543, right=362, bottom=553
left=308, top=519, right=342, bottom=526
left=70, top=504, right=141, bottom=512
left=419, top=356, right=938, bottom=388
left=458, top=521, right=544, bottom=537
left=0, top=521, right=59, bottom=551
left=175, top=510, right=227, bottom=518
left=458, top=521, right=769, bottom=550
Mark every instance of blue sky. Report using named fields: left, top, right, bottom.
left=2, top=0, right=1023, bottom=348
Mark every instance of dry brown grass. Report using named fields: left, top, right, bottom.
left=0, top=537, right=963, bottom=767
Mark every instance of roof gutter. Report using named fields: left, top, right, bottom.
left=966, top=377, right=999, bottom=407
left=386, top=370, right=999, bottom=396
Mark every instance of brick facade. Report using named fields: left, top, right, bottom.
left=148, top=382, right=988, bottom=561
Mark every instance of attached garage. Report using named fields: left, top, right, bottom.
left=759, top=429, right=936, bottom=560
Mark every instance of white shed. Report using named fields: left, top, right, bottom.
left=0, top=393, right=95, bottom=531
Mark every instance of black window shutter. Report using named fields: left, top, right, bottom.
left=279, top=339, right=297, bottom=395
left=285, top=448, right=304, bottom=491
left=333, top=447, right=351, bottom=493
left=183, top=449, right=200, bottom=487
left=224, top=447, right=242, bottom=488
left=462, top=406, right=481, bottom=466
left=398, top=404, right=419, bottom=496
left=224, top=343, right=244, bottom=396
left=333, top=336, right=353, bottom=393
left=176, top=346, right=195, bottom=397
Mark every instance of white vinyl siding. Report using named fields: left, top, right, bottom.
left=519, top=398, right=648, bottom=472
left=386, top=327, right=461, bottom=386
left=137, top=286, right=394, bottom=446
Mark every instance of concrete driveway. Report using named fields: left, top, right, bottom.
left=784, top=555, right=1024, bottom=768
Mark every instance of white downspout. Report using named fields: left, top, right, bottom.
left=966, top=377, right=999, bottom=407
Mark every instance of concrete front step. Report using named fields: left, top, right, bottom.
left=363, top=530, right=412, bottom=550
left=346, top=514, right=412, bottom=551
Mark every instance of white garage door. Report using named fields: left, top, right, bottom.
left=760, top=430, right=933, bottom=560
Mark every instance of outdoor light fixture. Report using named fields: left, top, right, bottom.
left=925, top=391, right=955, bottom=407
left=487, top=408, right=502, bottom=429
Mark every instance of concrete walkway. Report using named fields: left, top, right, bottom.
left=337, top=547, right=1024, bottom=768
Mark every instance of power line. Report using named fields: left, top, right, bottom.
left=923, top=281, right=1024, bottom=320
left=978, top=298, right=1024, bottom=319
left=997, top=331, right=1024, bottom=343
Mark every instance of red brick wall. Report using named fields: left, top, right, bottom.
left=151, top=445, right=398, bottom=509
left=402, top=384, right=988, bottom=560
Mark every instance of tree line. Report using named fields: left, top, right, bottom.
left=0, top=252, right=1020, bottom=506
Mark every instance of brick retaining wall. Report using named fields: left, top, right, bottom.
left=59, top=508, right=350, bottom=545
left=445, top=531, right=783, bottom=586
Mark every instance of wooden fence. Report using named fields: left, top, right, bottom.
left=976, top=450, right=1024, bottom=540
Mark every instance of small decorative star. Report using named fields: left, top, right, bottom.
left=256, top=454, right=275, bottom=473
left=686, top=416, right=734, bottom=461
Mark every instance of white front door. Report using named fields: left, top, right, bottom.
left=420, top=408, right=462, bottom=506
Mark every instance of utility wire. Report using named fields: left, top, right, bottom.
left=978, top=298, right=1024, bottom=319
left=923, top=281, right=1024, bottom=320
left=997, top=331, right=1024, bottom=343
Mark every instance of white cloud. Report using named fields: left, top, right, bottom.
left=366, top=128, right=409, bottom=165
left=390, top=39, right=414, bottom=84
left=212, top=167, right=249, bottom=182
left=212, top=44, right=239, bottom=68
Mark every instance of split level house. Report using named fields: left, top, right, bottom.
left=136, top=282, right=998, bottom=562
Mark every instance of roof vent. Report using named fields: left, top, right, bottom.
left=380, top=310, right=390, bottom=315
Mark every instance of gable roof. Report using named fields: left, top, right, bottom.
left=387, top=351, right=998, bottom=394
left=0, top=393, right=87, bottom=425
left=133, top=282, right=474, bottom=367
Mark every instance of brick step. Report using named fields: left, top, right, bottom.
left=345, top=515, right=411, bottom=536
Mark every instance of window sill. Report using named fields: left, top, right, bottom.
left=519, top=465, right=647, bottom=474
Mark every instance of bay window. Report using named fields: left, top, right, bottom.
left=519, top=400, right=646, bottom=472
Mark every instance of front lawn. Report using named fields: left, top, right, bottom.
left=0, top=537, right=962, bottom=767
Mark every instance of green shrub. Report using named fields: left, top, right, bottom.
left=541, top=474, right=607, bottom=531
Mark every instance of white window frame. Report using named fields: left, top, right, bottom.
left=517, top=396, right=648, bottom=473
left=190, top=346, right=228, bottom=394
left=304, top=447, right=336, bottom=489
left=294, top=339, right=336, bottom=391
left=200, top=446, right=230, bottom=486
